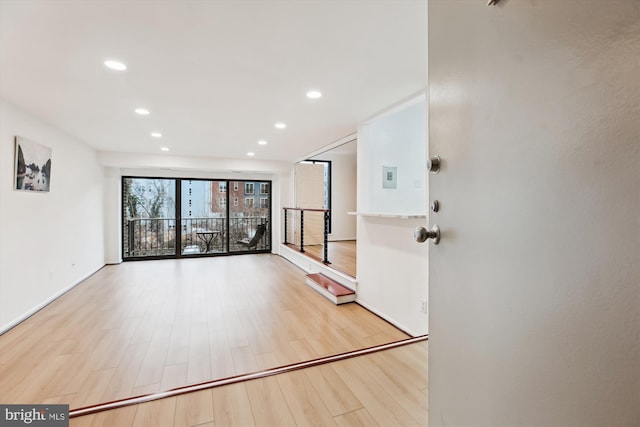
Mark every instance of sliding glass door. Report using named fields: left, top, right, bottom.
left=122, top=177, right=177, bottom=258
left=122, top=177, right=271, bottom=260
left=180, top=179, right=227, bottom=255
left=229, top=181, right=271, bottom=253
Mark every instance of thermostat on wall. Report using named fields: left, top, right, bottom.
left=382, top=166, right=397, bottom=189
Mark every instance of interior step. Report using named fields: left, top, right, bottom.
left=305, top=273, right=356, bottom=305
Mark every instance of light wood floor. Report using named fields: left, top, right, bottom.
left=69, top=341, right=428, bottom=427
left=300, top=240, right=357, bottom=278
left=0, top=254, right=408, bottom=411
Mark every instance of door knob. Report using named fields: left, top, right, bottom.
left=414, top=225, right=440, bottom=244
left=427, top=156, right=441, bottom=174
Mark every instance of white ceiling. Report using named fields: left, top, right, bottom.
left=0, top=0, right=426, bottom=162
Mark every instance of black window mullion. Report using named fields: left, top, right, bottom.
left=225, top=179, right=230, bottom=253
left=175, top=178, right=182, bottom=257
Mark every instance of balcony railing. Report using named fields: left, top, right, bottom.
left=229, top=217, right=270, bottom=252
left=283, top=207, right=330, bottom=264
left=124, top=216, right=270, bottom=258
left=125, top=218, right=176, bottom=257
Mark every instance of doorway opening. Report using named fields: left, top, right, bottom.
left=290, top=139, right=357, bottom=277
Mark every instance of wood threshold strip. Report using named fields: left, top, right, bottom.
left=69, top=334, right=428, bottom=418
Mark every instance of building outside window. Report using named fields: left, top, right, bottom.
left=260, top=183, right=269, bottom=194
left=245, top=197, right=254, bottom=208
left=219, top=182, right=227, bottom=193
left=245, top=183, right=254, bottom=195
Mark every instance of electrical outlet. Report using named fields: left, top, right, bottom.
left=420, top=299, right=428, bottom=314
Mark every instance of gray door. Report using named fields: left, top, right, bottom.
left=427, top=1, right=639, bottom=426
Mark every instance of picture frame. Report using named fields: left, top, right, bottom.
left=14, top=136, right=52, bottom=192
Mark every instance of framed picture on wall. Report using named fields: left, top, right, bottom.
left=14, top=136, right=52, bottom=192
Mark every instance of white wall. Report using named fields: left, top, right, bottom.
left=0, top=100, right=105, bottom=331
left=355, top=95, right=429, bottom=336
left=97, top=151, right=290, bottom=175
left=359, top=94, right=426, bottom=215
left=103, top=167, right=122, bottom=264
left=356, top=216, right=429, bottom=336
left=318, top=149, right=357, bottom=241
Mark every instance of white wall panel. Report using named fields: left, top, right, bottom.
left=0, top=100, right=105, bottom=330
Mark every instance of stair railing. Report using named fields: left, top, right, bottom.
left=283, top=207, right=330, bottom=264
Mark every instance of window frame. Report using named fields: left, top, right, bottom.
left=121, top=176, right=271, bottom=260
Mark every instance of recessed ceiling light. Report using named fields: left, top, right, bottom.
left=247, top=152, right=255, bottom=156
left=104, top=60, right=127, bottom=71
left=274, top=122, right=286, bottom=129
left=135, top=108, right=150, bottom=115
left=151, top=132, right=162, bottom=138
left=306, top=90, right=322, bottom=99
left=257, top=140, right=268, bottom=145
left=160, top=147, right=169, bottom=152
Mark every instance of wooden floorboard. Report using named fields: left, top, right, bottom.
left=0, top=254, right=408, bottom=411
left=298, top=240, right=357, bottom=278
left=68, top=341, right=428, bottom=427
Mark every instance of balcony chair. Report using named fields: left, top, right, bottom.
left=237, top=223, right=267, bottom=250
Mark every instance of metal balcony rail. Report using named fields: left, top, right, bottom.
left=283, top=207, right=330, bottom=264
left=124, top=216, right=270, bottom=258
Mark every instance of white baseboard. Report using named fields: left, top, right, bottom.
left=354, top=298, right=423, bottom=338
left=0, top=264, right=105, bottom=334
